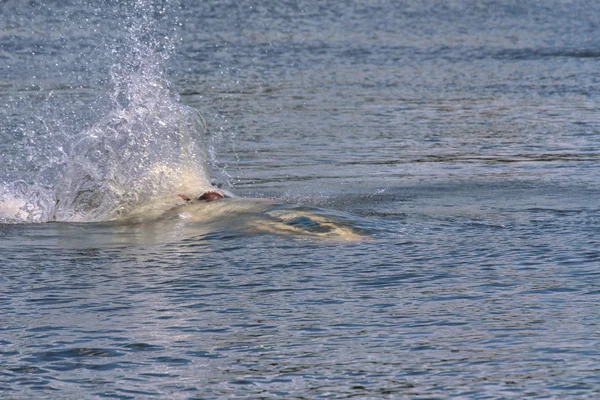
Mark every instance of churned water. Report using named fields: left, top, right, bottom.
left=1, top=0, right=600, bottom=398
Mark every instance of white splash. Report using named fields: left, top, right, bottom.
left=52, top=88, right=212, bottom=222
left=0, top=0, right=216, bottom=223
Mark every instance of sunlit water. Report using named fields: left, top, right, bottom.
left=1, top=0, right=600, bottom=398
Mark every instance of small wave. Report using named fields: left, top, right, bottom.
left=494, top=47, right=600, bottom=60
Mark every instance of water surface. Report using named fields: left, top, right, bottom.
left=1, top=0, right=600, bottom=398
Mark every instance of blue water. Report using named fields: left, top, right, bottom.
left=2, top=0, right=600, bottom=398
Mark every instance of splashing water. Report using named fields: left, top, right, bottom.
left=1, top=0, right=215, bottom=223
left=52, top=88, right=211, bottom=222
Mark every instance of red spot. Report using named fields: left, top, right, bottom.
left=198, top=191, right=223, bottom=202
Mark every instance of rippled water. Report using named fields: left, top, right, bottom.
left=2, top=0, right=600, bottom=398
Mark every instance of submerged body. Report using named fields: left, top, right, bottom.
left=0, top=182, right=366, bottom=241
left=126, top=189, right=366, bottom=241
